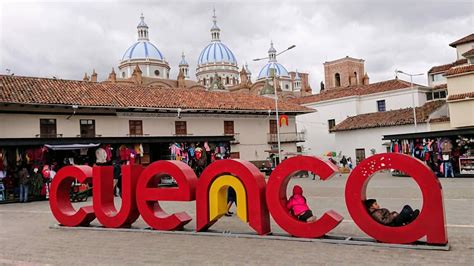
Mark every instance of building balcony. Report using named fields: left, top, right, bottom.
left=267, top=132, right=305, bottom=144
left=35, top=133, right=63, bottom=138
left=225, top=133, right=240, bottom=144
left=127, top=133, right=151, bottom=137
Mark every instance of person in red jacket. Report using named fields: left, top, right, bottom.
left=286, top=185, right=317, bottom=222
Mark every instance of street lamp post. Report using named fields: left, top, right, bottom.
left=396, top=70, right=424, bottom=132
left=254, top=44, right=296, bottom=164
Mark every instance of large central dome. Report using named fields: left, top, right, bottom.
left=198, top=42, right=237, bottom=65
left=195, top=9, right=239, bottom=89
left=118, top=14, right=170, bottom=79
left=122, top=41, right=165, bottom=61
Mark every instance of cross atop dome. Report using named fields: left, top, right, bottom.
left=137, top=13, right=149, bottom=41
left=210, top=8, right=221, bottom=41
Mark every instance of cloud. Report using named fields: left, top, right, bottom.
left=1, top=0, right=472, bottom=92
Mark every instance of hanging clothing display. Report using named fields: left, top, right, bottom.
left=96, top=147, right=107, bottom=163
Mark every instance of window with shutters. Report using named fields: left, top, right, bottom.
left=175, top=121, right=187, bottom=135
left=129, top=120, right=143, bottom=136
left=224, top=121, right=234, bottom=135
left=80, top=119, right=95, bottom=137
left=40, top=119, right=57, bottom=138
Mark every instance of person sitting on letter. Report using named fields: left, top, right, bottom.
left=287, top=185, right=317, bottom=222
left=364, top=199, right=419, bottom=226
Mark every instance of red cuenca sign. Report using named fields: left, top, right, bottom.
left=49, top=153, right=448, bottom=245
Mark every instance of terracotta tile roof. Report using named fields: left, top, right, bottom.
left=462, top=48, right=474, bottom=57
left=429, top=117, right=450, bottom=123
left=288, top=79, right=416, bottom=105
left=0, top=75, right=312, bottom=113
left=449, top=33, right=474, bottom=47
left=428, top=59, right=468, bottom=74
left=331, top=100, right=446, bottom=132
left=433, top=83, right=447, bottom=89
left=447, top=92, right=474, bottom=101
left=444, top=64, right=474, bottom=76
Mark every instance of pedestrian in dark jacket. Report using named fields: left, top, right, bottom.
left=364, top=199, right=419, bottom=226
left=18, top=166, right=30, bottom=203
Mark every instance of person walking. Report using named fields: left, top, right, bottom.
left=18, top=166, right=30, bottom=203
left=225, top=186, right=236, bottom=216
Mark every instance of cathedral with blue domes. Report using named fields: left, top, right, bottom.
left=93, top=11, right=312, bottom=99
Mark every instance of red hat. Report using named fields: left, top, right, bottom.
left=292, top=185, right=303, bottom=195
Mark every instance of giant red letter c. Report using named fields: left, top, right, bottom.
left=49, top=165, right=95, bottom=226
left=266, top=156, right=343, bottom=238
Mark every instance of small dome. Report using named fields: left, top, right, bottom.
left=257, top=62, right=289, bottom=79
left=268, top=41, right=277, bottom=54
left=198, top=42, right=237, bottom=65
left=122, top=41, right=165, bottom=61
left=137, top=14, right=148, bottom=28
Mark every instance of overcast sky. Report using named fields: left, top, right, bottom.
left=1, top=0, right=473, bottom=92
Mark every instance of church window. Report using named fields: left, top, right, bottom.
left=154, top=70, right=160, bottom=76
left=354, top=72, right=358, bottom=85
left=122, top=72, right=125, bottom=78
left=285, top=84, right=289, bottom=90
left=335, top=73, right=341, bottom=87
left=203, top=79, right=207, bottom=85
left=226, top=77, right=230, bottom=84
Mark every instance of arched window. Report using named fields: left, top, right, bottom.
left=354, top=72, right=358, bottom=85
left=335, top=73, right=341, bottom=87
left=226, top=77, right=230, bottom=84
left=203, top=79, right=206, bottom=85
left=122, top=72, right=126, bottom=78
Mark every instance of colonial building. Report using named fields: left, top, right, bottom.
left=0, top=74, right=310, bottom=164
left=291, top=73, right=438, bottom=163
left=440, top=33, right=474, bottom=129
left=291, top=34, right=473, bottom=176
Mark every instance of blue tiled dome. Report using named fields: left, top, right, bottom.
left=122, top=41, right=165, bottom=61
left=257, top=62, right=290, bottom=79
left=198, top=42, right=237, bottom=65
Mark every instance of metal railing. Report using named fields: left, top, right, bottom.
left=267, top=132, right=305, bottom=143
left=225, top=133, right=240, bottom=144
left=35, top=134, right=63, bottom=138
left=126, top=133, right=151, bottom=137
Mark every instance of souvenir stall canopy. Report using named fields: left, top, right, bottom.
left=383, top=129, right=474, bottom=177
left=0, top=135, right=233, bottom=203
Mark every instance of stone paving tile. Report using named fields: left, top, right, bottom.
left=0, top=173, right=473, bottom=265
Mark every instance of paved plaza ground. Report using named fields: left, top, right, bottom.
left=0, top=172, right=473, bottom=265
